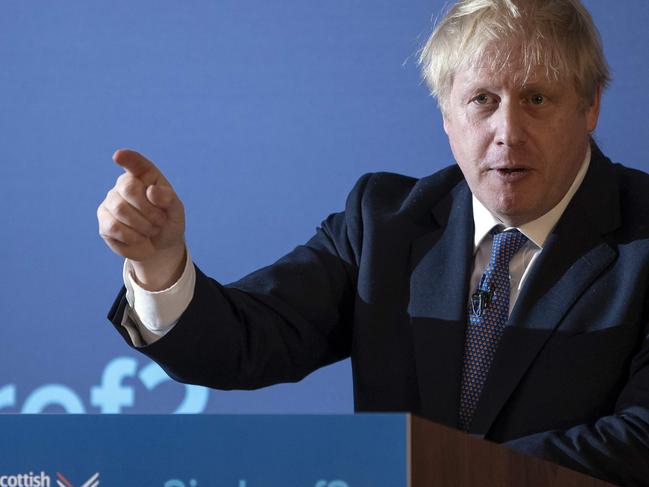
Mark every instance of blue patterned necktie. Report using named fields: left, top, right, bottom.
left=458, top=228, right=529, bottom=432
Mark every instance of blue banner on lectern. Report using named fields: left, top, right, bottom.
left=0, top=414, right=407, bottom=486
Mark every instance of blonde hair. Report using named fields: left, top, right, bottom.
left=418, top=0, right=610, bottom=111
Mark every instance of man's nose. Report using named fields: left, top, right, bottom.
left=494, top=103, right=527, bottom=147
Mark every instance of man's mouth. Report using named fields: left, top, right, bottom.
left=497, top=168, right=527, bottom=173
left=490, top=167, right=530, bottom=180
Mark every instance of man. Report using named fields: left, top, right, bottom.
left=98, top=0, right=649, bottom=484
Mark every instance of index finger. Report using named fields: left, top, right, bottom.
left=113, top=149, right=160, bottom=182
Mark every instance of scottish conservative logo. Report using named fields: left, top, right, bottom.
left=55, top=472, right=99, bottom=487
left=0, top=472, right=99, bottom=487
left=0, top=472, right=49, bottom=487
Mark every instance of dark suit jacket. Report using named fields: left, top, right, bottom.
left=110, top=144, right=649, bottom=485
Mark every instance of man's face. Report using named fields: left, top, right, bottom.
left=442, top=61, right=601, bottom=226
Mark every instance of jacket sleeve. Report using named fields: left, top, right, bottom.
left=108, top=174, right=372, bottom=390
left=504, top=333, right=649, bottom=486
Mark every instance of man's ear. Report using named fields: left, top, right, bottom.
left=442, top=108, right=450, bottom=135
left=586, top=84, right=602, bottom=133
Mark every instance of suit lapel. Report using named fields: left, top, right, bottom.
left=470, top=145, right=621, bottom=435
left=409, top=181, right=474, bottom=426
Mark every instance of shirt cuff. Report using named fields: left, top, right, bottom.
left=122, top=246, right=196, bottom=341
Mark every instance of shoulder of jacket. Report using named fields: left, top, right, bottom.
left=347, top=165, right=464, bottom=215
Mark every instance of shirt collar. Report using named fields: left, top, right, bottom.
left=472, top=145, right=591, bottom=251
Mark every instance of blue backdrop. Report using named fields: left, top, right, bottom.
left=1, top=1, right=647, bottom=414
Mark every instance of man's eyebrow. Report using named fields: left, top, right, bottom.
left=520, top=81, right=550, bottom=90
left=519, top=82, right=563, bottom=95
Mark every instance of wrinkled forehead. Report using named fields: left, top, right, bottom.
left=452, top=38, right=571, bottom=90
left=454, top=62, right=568, bottom=92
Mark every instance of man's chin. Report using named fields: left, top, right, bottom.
left=485, top=199, right=541, bottom=227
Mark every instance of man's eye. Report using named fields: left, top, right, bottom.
left=530, top=94, right=545, bottom=105
left=472, top=94, right=492, bottom=105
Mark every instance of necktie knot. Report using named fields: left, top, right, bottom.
left=489, top=229, right=528, bottom=269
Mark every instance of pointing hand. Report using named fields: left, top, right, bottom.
left=98, top=149, right=186, bottom=290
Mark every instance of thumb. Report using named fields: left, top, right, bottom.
left=146, top=185, right=183, bottom=218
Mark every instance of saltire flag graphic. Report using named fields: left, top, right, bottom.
left=56, top=472, right=99, bottom=487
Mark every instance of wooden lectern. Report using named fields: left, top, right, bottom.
left=411, top=416, right=617, bottom=486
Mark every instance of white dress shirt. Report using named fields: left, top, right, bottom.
left=122, top=248, right=196, bottom=345
left=469, top=146, right=591, bottom=312
left=124, top=147, right=591, bottom=344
